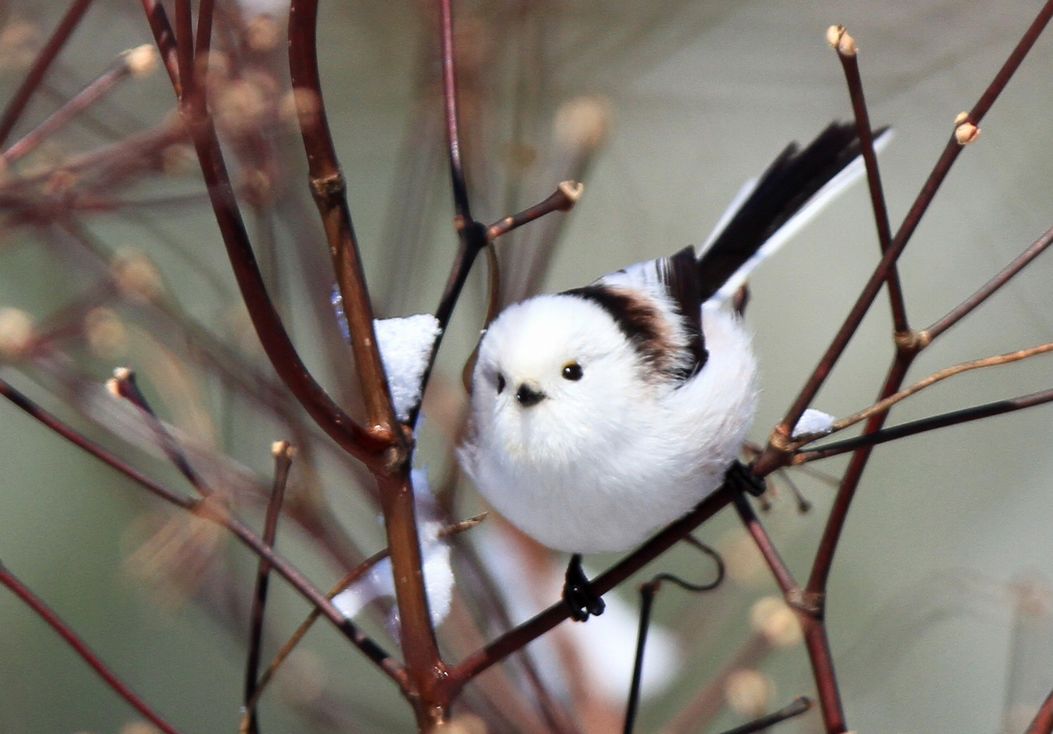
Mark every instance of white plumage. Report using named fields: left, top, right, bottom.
left=459, top=123, right=882, bottom=556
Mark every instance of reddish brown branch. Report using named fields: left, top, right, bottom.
left=141, top=2, right=392, bottom=465
left=924, top=222, right=1053, bottom=341
left=443, top=485, right=734, bottom=697
left=288, top=2, right=442, bottom=720
left=242, top=441, right=294, bottom=734
left=140, top=0, right=180, bottom=91
left=287, top=0, right=398, bottom=437
left=828, top=25, right=907, bottom=333
left=0, top=561, right=183, bottom=734
left=0, top=0, right=95, bottom=147
left=486, top=181, right=583, bottom=242
left=1026, top=688, right=1053, bottom=734
left=796, top=385, right=1053, bottom=464
left=754, top=0, right=1053, bottom=477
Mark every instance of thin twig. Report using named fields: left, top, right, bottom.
left=754, top=0, right=1053, bottom=476
left=241, top=441, right=294, bottom=734
left=623, top=581, right=658, bottom=734
left=0, top=0, right=95, bottom=147
left=243, top=513, right=486, bottom=719
left=717, top=697, right=813, bottom=734
left=0, top=561, right=182, bottom=734
left=923, top=222, right=1053, bottom=342
left=807, top=342, right=1053, bottom=440
left=828, top=25, right=907, bottom=333
left=486, top=181, right=583, bottom=241
left=3, top=46, right=155, bottom=165
left=108, top=367, right=210, bottom=496
left=796, top=386, right=1053, bottom=463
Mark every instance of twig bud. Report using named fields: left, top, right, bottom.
left=122, top=44, right=158, bottom=78
left=954, top=117, right=981, bottom=145
left=557, top=180, right=584, bottom=206
left=826, top=25, right=857, bottom=56
left=270, top=440, right=297, bottom=459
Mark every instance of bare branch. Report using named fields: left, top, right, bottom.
left=827, top=24, right=907, bottom=333
left=0, top=0, right=95, bottom=147
left=0, top=561, right=182, bottom=734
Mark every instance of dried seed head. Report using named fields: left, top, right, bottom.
left=554, top=96, right=611, bottom=152
left=280, top=87, right=322, bottom=130
left=246, top=14, right=281, bottom=52
left=123, top=44, right=158, bottom=78
left=0, top=307, right=33, bottom=359
left=113, top=250, right=163, bottom=303
left=213, top=78, right=269, bottom=136
left=86, top=307, right=127, bottom=360
left=161, top=143, right=195, bottom=176
left=724, top=669, right=774, bottom=716
left=750, top=596, right=803, bottom=647
left=0, top=20, right=41, bottom=71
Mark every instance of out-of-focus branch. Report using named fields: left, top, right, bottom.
left=241, top=441, right=294, bottom=734
left=0, top=376, right=407, bottom=691
left=141, top=0, right=393, bottom=466
left=2, top=45, right=157, bottom=165
left=0, top=0, right=95, bottom=147
left=0, top=562, right=182, bottom=734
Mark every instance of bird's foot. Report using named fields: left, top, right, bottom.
left=726, top=459, right=766, bottom=497
left=563, top=553, right=605, bottom=622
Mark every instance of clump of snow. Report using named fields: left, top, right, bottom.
left=330, top=286, right=441, bottom=423
left=374, top=315, right=441, bottom=421
left=332, top=469, right=454, bottom=634
left=792, top=408, right=835, bottom=439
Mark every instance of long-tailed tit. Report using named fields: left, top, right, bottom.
left=459, top=123, right=882, bottom=617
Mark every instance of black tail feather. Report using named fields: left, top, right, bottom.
left=696, top=122, right=881, bottom=299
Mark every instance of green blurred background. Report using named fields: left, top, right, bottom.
left=1, top=1, right=1052, bottom=732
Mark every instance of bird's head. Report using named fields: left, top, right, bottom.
left=468, top=293, right=652, bottom=466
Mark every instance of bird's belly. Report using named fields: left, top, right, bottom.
left=477, top=446, right=726, bottom=554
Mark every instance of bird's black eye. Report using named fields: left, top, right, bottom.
left=561, top=362, right=583, bottom=381
left=496, top=373, right=506, bottom=394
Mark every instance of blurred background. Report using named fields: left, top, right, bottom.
left=0, top=1, right=1052, bottom=732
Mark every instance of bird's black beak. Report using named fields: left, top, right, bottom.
left=514, top=383, right=546, bottom=407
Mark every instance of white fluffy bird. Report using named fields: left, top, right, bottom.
left=459, top=124, right=879, bottom=612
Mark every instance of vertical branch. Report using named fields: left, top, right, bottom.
left=0, top=0, right=95, bottom=147
left=0, top=562, right=182, bottom=734
left=827, top=25, right=907, bottom=333
left=287, top=0, right=399, bottom=435
left=287, top=3, right=443, bottom=722
left=242, top=441, right=294, bottom=734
